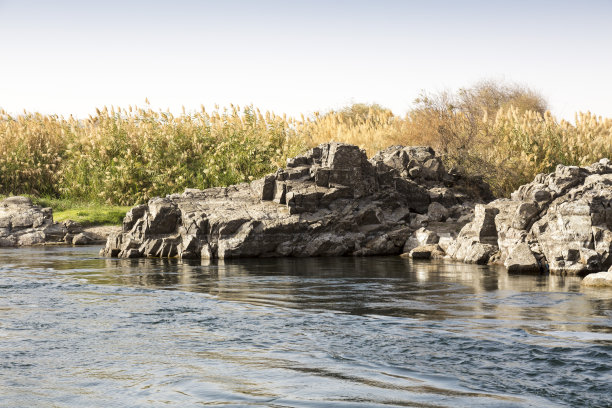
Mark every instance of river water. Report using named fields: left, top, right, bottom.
left=1, top=246, right=611, bottom=407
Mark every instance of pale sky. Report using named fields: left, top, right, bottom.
left=0, top=0, right=611, bottom=120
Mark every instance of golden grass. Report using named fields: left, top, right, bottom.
left=1, top=102, right=611, bottom=204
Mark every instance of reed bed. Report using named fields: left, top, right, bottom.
left=1, top=102, right=611, bottom=204
left=1, top=106, right=305, bottom=205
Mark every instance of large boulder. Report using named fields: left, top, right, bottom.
left=446, top=159, right=612, bottom=275
left=504, top=243, right=540, bottom=273
left=0, top=196, right=73, bottom=246
left=102, top=143, right=490, bottom=260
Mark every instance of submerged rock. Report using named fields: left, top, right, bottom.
left=102, top=143, right=490, bottom=260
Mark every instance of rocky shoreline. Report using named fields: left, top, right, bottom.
left=4, top=142, right=612, bottom=287
left=99, top=142, right=612, bottom=286
left=100, top=142, right=490, bottom=260
left=414, top=159, right=612, bottom=280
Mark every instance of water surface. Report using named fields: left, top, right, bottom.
left=1, top=246, right=611, bottom=407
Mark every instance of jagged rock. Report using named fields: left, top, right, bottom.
left=0, top=196, right=69, bottom=246
left=63, top=220, right=84, bottom=234
left=444, top=204, right=500, bottom=264
left=437, top=233, right=456, bottom=253
left=103, top=143, right=490, bottom=260
left=410, top=214, right=429, bottom=229
left=402, top=236, right=419, bottom=254
left=447, top=159, right=612, bottom=274
left=446, top=239, right=498, bottom=265
left=463, top=243, right=499, bottom=264
left=415, top=227, right=440, bottom=246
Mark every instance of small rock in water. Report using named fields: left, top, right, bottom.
left=582, top=269, right=612, bottom=287
left=407, top=244, right=445, bottom=260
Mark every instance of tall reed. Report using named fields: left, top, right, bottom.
left=1, top=103, right=611, bottom=204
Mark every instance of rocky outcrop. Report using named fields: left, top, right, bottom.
left=445, top=159, right=612, bottom=275
left=0, top=196, right=65, bottom=246
left=0, top=196, right=105, bottom=246
left=102, top=143, right=491, bottom=260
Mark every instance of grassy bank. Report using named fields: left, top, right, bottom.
left=14, top=196, right=130, bottom=226
left=2, top=82, right=612, bottom=203
left=35, top=199, right=131, bottom=226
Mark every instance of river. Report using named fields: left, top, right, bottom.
left=1, top=246, right=611, bottom=407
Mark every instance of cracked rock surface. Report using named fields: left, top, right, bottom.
left=446, top=159, right=612, bottom=275
left=102, top=143, right=491, bottom=260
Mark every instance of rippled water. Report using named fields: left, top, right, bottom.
left=1, top=246, right=612, bottom=407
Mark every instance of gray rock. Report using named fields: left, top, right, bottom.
left=103, top=143, right=489, bottom=260
left=415, top=227, right=439, bottom=246
left=427, top=202, right=449, bottom=222
left=446, top=159, right=612, bottom=274
left=0, top=196, right=71, bottom=246
left=17, top=231, right=46, bottom=246
left=72, top=232, right=105, bottom=245
left=457, top=213, right=473, bottom=224
left=402, top=236, right=419, bottom=254
left=437, top=234, right=456, bottom=253
left=504, top=243, right=540, bottom=273
left=463, top=242, right=498, bottom=265
left=63, top=220, right=83, bottom=234
left=0, top=236, right=17, bottom=247
left=582, top=268, right=612, bottom=287
left=408, top=244, right=445, bottom=260
left=462, top=205, right=500, bottom=245
left=410, top=214, right=429, bottom=229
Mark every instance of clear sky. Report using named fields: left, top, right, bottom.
left=0, top=0, right=611, bottom=120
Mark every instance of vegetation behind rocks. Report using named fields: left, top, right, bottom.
left=1, top=81, right=611, bottom=205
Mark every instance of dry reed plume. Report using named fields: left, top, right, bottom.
left=2, top=87, right=611, bottom=204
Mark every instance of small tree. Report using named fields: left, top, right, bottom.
left=457, top=80, right=548, bottom=121
left=405, top=80, right=549, bottom=182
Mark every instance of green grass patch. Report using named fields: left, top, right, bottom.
left=52, top=206, right=131, bottom=226
left=28, top=196, right=132, bottom=226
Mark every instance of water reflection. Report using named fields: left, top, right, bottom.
left=2, top=246, right=610, bottom=326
